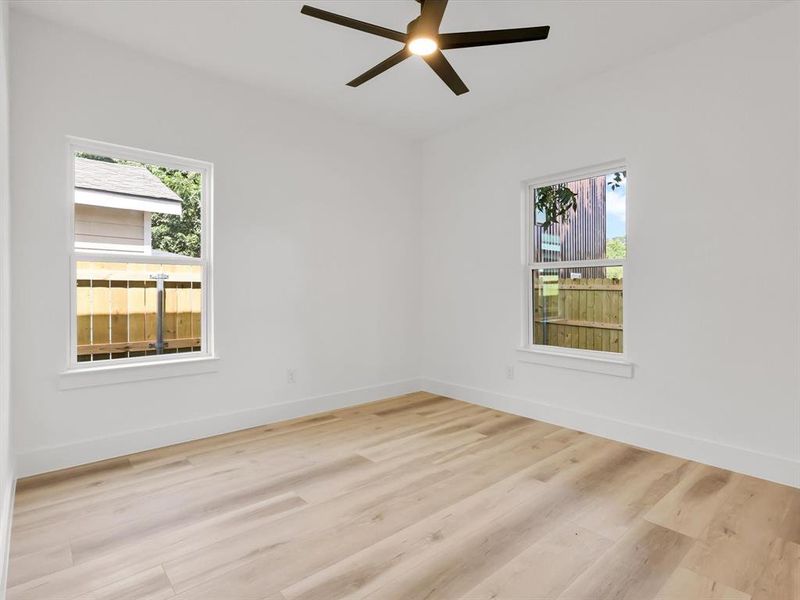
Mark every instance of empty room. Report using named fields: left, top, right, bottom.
left=0, top=0, right=798, bottom=599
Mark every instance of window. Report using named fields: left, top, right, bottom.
left=524, top=164, right=626, bottom=355
left=68, top=139, right=213, bottom=368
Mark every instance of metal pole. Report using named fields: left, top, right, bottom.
left=149, top=273, right=169, bottom=354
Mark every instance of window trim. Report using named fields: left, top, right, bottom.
left=520, top=160, right=629, bottom=367
left=64, top=136, right=215, bottom=372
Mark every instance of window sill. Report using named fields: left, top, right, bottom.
left=516, top=346, right=633, bottom=378
left=59, top=355, right=220, bottom=389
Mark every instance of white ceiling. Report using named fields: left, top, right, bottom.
left=11, top=0, right=781, bottom=139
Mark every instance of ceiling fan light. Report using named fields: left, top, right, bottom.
left=408, top=37, right=438, bottom=56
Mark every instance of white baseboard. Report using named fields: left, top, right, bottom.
left=420, top=378, right=800, bottom=489
left=0, top=469, right=15, bottom=600
left=15, top=376, right=799, bottom=488
left=15, top=378, right=422, bottom=478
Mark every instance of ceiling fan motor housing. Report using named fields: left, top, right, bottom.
left=407, top=16, right=434, bottom=39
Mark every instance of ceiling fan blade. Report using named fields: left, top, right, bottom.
left=422, top=50, right=468, bottom=95
left=347, top=49, right=411, bottom=87
left=300, top=5, right=407, bottom=43
left=439, top=26, right=550, bottom=49
left=417, top=0, right=448, bottom=35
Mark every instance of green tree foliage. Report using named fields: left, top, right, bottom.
left=75, top=153, right=115, bottom=163
left=606, top=236, right=625, bottom=280
left=146, top=166, right=201, bottom=258
left=608, top=171, right=626, bottom=191
left=606, top=236, right=626, bottom=259
left=536, top=184, right=578, bottom=229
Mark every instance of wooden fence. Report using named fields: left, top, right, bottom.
left=76, top=262, right=202, bottom=361
left=533, top=277, right=623, bottom=353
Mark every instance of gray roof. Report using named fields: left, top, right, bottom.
left=75, top=157, right=182, bottom=203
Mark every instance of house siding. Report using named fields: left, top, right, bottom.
left=533, top=175, right=609, bottom=277
left=74, top=204, right=147, bottom=253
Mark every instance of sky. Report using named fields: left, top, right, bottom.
left=605, top=175, right=626, bottom=239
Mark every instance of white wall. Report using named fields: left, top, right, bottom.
left=7, top=5, right=800, bottom=488
left=420, top=4, right=800, bottom=487
left=10, top=12, right=421, bottom=475
left=0, top=0, right=12, bottom=593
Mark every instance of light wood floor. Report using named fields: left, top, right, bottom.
left=7, top=392, right=799, bottom=600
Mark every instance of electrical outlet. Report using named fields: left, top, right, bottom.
left=287, top=369, right=296, bottom=384
left=506, top=365, right=514, bottom=380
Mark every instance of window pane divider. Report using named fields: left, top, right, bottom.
left=73, top=251, right=203, bottom=266
left=529, top=258, right=626, bottom=270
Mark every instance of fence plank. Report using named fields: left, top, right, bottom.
left=110, top=281, right=128, bottom=348
left=78, top=337, right=200, bottom=355
left=608, top=286, right=619, bottom=325
left=76, top=281, right=91, bottom=347
left=128, top=281, right=146, bottom=342
left=90, top=280, right=110, bottom=347
left=164, top=283, right=177, bottom=341
left=176, top=283, right=192, bottom=341
left=191, top=282, right=202, bottom=342
left=533, top=319, right=621, bottom=331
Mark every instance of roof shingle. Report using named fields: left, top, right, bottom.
left=74, top=157, right=182, bottom=203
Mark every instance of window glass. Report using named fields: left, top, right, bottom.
left=70, top=145, right=210, bottom=367
left=74, top=154, right=201, bottom=259
left=532, top=267, right=623, bottom=353
left=76, top=261, right=202, bottom=362
left=528, top=168, right=626, bottom=354
left=532, top=172, right=626, bottom=263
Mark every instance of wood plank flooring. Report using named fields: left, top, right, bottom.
left=7, top=392, right=799, bottom=600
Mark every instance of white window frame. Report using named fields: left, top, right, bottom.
left=65, top=137, right=215, bottom=372
left=519, top=161, right=631, bottom=376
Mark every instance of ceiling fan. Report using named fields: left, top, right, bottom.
left=300, top=0, right=550, bottom=96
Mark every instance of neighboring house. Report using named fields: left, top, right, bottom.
left=533, top=175, right=607, bottom=277
left=74, top=157, right=182, bottom=254
left=534, top=175, right=607, bottom=263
